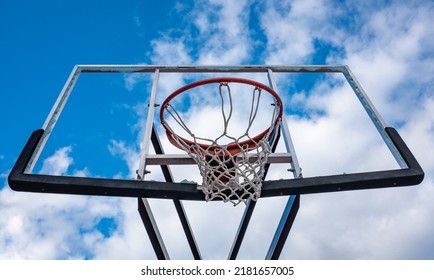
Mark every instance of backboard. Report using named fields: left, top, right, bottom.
left=8, top=65, right=424, bottom=259
left=9, top=65, right=423, bottom=200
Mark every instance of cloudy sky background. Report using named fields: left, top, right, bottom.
left=1, top=0, right=433, bottom=259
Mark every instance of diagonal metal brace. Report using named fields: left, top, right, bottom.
left=138, top=198, right=170, bottom=260
left=265, top=195, right=300, bottom=260
left=150, top=124, right=202, bottom=260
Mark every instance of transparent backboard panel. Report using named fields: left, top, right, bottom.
left=33, top=69, right=399, bottom=184
left=268, top=72, right=400, bottom=179
left=34, top=72, right=152, bottom=179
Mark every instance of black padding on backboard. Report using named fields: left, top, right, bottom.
left=8, top=127, right=424, bottom=200
left=8, top=129, right=203, bottom=200
left=261, top=127, right=424, bottom=196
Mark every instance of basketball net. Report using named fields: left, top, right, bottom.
left=161, top=78, right=282, bottom=205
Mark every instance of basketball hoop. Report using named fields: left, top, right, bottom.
left=160, top=77, right=283, bottom=205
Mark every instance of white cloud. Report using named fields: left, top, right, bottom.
left=124, top=73, right=144, bottom=91
left=144, top=0, right=253, bottom=66
left=193, top=0, right=252, bottom=64
left=89, top=198, right=153, bottom=259
left=0, top=181, right=128, bottom=259
left=38, top=146, right=90, bottom=178
left=108, top=140, right=140, bottom=179
left=149, top=38, right=193, bottom=65
left=259, top=0, right=331, bottom=64
left=39, top=146, right=73, bottom=176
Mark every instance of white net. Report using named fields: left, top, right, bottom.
left=161, top=78, right=282, bottom=205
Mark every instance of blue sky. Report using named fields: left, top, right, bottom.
left=1, top=0, right=434, bottom=259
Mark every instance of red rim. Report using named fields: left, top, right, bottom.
left=160, top=77, right=283, bottom=156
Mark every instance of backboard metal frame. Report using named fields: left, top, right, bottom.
left=9, top=64, right=424, bottom=199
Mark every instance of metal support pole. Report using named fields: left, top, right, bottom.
left=265, top=195, right=300, bottom=260
left=138, top=197, right=170, bottom=260
left=227, top=199, right=256, bottom=260
left=150, top=125, right=202, bottom=260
